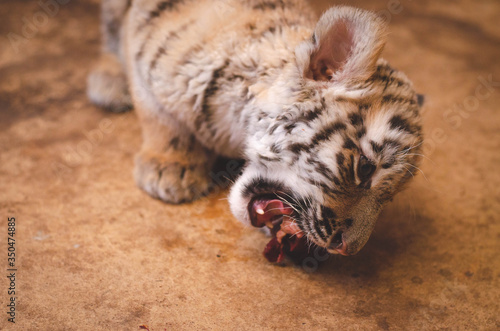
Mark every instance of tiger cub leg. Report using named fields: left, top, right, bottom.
left=134, top=112, right=217, bottom=203
left=87, top=0, right=132, bottom=112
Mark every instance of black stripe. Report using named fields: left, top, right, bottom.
left=314, top=161, right=335, bottom=180
left=348, top=154, right=355, bottom=181
left=370, top=140, right=383, bottom=154
left=241, top=177, right=284, bottom=197
left=296, top=102, right=324, bottom=123
left=148, top=0, right=183, bottom=21
left=301, top=218, right=314, bottom=241
left=356, top=127, right=366, bottom=139
left=383, top=76, right=391, bottom=92
left=257, top=111, right=266, bottom=122
left=267, top=26, right=277, bottom=34
left=296, top=220, right=307, bottom=235
left=196, top=61, right=230, bottom=130
left=381, top=162, right=393, bottom=169
left=288, top=143, right=308, bottom=154
left=368, top=139, right=402, bottom=158
left=359, top=103, right=370, bottom=112
left=335, top=96, right=349, bottom=103
left=338, top=154, right=353, bottom=182
left=313, top=220, right=328, bottom=242
left=270, top=143, right=281, bottom=154
left=336, top=152, right=345, bottom=166
left=383, top=138, right=402, bottom=150
left=179, top=167, right=186, bottom=180
left=332, top=176, right=340, bottom=186
left=136, top=0, right=184, bottom=33
left=302, top=108, right=323, bottom=122
left=321, top=206, right=336, bottom=220
left=370, top=74, right=409, bottom=88
left=296, top=196, right=312, bottom=210
left=348, top=112, right=363, bottom=126
left=137, top=17, right=192, bottom=68
left=343, top=138, right=357, bottom=150
left=321, top=219, right=333, bottom=237
left=148, top=25, right=186, bottom=74
left=292, top=198, right=317, bottom=241
left=281, top=100, right=325, bottom=135
left=382, top=94, right=416, bottom=106
left=268, top=123, right=279, bottom=135
left=320, top=206, right=335, bottom=236
left=253, top=0, right=285, bottom=10
left=307, top=155, right=340, bottom=185
left=310, top=122, right=347, bottom=146
left=389, top=115, right=416, bottom=134
left=284, top=122, right=296, bottom=133
left=320, top=183, right=346, bottom=199
left=148, top=46, right=166, bottom=76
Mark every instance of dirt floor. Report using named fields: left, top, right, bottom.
left=1, top=0, right=499, bottom=330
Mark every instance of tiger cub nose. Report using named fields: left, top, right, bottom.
left=329, top=231, right=349, bottom=256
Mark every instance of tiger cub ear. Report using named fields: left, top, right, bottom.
left=299, top=6, right=387, bottom=84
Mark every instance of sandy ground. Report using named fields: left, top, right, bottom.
left=0, top=0, right=499, bottom=329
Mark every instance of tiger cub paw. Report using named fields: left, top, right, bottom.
left=134, top=151, right=212, bottom=203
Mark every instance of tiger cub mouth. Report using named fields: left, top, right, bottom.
left=248, top=195, right=326, bottom=263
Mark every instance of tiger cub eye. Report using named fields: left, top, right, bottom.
left=358, top=155, right=376, bottom=182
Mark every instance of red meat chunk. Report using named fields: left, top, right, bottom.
left=250, top=197, right=326, bottom=264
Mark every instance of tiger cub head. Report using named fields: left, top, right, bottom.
left=229, top=6, right=423, bottom=256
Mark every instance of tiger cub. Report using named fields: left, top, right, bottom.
left=87, top=0, right=423, bottom=257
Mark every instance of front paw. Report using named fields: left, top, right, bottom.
left=134, top=152, right=212, bottom=203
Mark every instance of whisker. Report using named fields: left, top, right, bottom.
left=402, top=165, right=415, bottom=178
left=397, top=141, right=424, bottom=157
left=406, top=140, right=424, bottom=151
left=405, top=163, right=429, bottom=182
left=400, top=152, right=435, bottom=165
left=277, top=191, right=301, bottom=206
left=275, top=194, right=301, bottom=215
left=276, top=192, right=301, bottom=208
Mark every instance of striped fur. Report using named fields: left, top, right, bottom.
left=87, top=0, right=424, bottom=256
